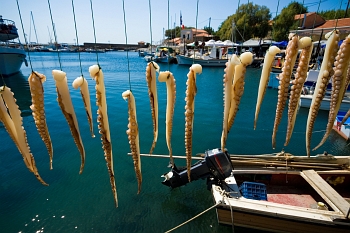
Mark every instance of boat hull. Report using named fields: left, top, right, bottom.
left=0, top=47, right=26, bottom=76
left=299, top=94, right=350, bottom=112
left=176, top=54, right=228, bottom=67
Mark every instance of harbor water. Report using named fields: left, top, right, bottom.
left=1, top=51, right=349, bottom=233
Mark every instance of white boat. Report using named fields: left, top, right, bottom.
left=333, top=111, right=350, bottom=141
left=176, top=46, right=229, bottom=67
left=299, top=94, right=350, bottom=112
left=0, top=15, right=27, bottom=76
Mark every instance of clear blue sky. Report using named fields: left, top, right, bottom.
left=3, top=0, right=347, bottom=45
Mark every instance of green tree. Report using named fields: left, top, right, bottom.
left=318, top=9, right=346, bottom=20
left=216, top=3, right=271, bottom=42
left=203, top=26, right=215, bottom=35
left=272, top=1, right=307, bottom=41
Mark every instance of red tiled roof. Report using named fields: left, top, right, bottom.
left=315, top=17, right=350, bottom=29
left=294, top=12, right=316, bottom=20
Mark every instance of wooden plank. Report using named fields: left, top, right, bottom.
left=301, top=170, right=350, bottom=218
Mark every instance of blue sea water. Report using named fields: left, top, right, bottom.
left=0, top=51, right=349, bottom=233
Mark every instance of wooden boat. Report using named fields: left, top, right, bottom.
left=333, top=111, right=350, bottom=141
left=154, top=46, right=177, bottom=64
left=211, top=152, right=350, bottom=233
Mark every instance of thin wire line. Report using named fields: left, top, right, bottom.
left=242, top=0, right=249, bottom=43
left=16, top=0, right=33, bottom=72
left=148, top=0, right=153, bottom=57
left=89, top=0, right=99, bottom=65
left=122, top=0, right=131, bottom=92
left=31, top=11, right=39, bottom=45
left=271, top=0, right=280, bottom=43
left=167, top=0, right=170, bottom=70
left=192, top=0, right=199, bottom=65
left=311, top=0, right=322, bottom=36
left=295, top=0, right=305, bottom=35
left=47, top=0, right=62, bottom=70
left=334, top=0, right=344, bottom=29
left=71, top=0, right=83, bottom=77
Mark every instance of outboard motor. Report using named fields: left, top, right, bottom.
left=161, top=148, right=233, bottom=189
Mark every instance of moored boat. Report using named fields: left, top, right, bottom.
left=333, top=111, right=350, bottom=141
left=0, top=15, right=27, bottom=76
left=299, top=94, right=350, bottom=112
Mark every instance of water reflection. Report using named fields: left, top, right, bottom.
left=1, top=71, right=32, bottom=116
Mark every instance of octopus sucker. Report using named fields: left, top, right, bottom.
left=145, top=61, right=159, bottom=154
left=306, top=30, right=340, bottom=156
left=0, top=86, right=48, bottom=185
left=254, top=46, right=281, bottom=130
left=52, top=70, right=85, bottom=174
left=313, top=34, right=350, bottom=150
left=158, top=71, right=176, bottom=166
left=185, top=64, right=202, bottom=182
left=72, top=76, right=95, bottom=138
left=28, top=71, right=53, bottom=169
left=221, top=55, right=240, bottom=151
left=285, top=37, right=313, bottom=146
left=89, top=65, right=118, bottom=207
left=122, top=90, right=142, bottom=194
left=272, top=34, right=299, bottom=149
left=228, top=52, right=253, bottom=132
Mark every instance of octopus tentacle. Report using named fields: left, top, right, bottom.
left=28, top=71, right=53, bottom=169
left=185, top=64, right=202, bottom=182
left=158, top=71, right=176, bottom=166
left=254, top=46, right=281, bottom=129
left=89, top=65, right=118, bottom=207
left=228, top=52, right=253, bottom=132
left=340, top=109, right=350, bottom=126
left=52, top=70, right=85, bottom=174
left=272, top=34, right=299, bottom=149
left=314, top=34, right=350, bottom=150
left=72, top=76, right=95, bottom=138
left=306, top=30, right=339, bottom=156
left=285, top=37, right=313, bottom=146
left=122, top=90, right=142, bottom=194
left=221, top=55, right=240, bottom=151
left=145, top=61, right=159, bottom=154
left=0, top=86, right=47, bottom=185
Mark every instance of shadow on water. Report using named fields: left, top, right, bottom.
left=1, top=71, right=32, bottom=116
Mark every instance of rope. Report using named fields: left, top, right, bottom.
left=31, top=11, right=39, bottom=46
left=167, top=0, right=170, bottom=69
left=89, top=0, right=100, bottom=65
left=71, top=0, right=84, bottom=78
left=47, top=0, right=62, bottom=70
left=164, top=202, right=221, bottom=233
left=16, top=0, right=33, bottom=72
left=122, top=0, right=131, bottom=92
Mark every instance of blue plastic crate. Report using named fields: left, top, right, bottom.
left=240, top=181, right=267, bottom=201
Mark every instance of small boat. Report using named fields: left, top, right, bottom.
left=154, top=46, right=177, bottom=64
left=0, top=15, right=27, bottom=76
left=299, top=94, right=350, bottom=112
left=333, top=111, right=350, bottom=141
left=212, top=167, right=350, bottom=233
left=176, top=46, right=229, bottom=67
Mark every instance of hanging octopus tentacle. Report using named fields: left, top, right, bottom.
left=0, top=86, right=48, bottom=185
left=158, top=71, right=176, bottom=166
left=145, top=61, right=159, bottom=154
left=122, top=90, right=142, bottom=194
left=185, top=64, right=202, bottom=182
left=272, top=34, right=299, bottom=149
left=227, top=52, right=253, bottom=132
left=52, top=70, right=85, bottom=174
left=340, top=109, right=350, bottom=126
left=89, top=64, right=118, bottom=207
left=72, top=76, right=95, bottom=138
left=314, top=34, right=350, bottom=150
left=285, top=37, right=313, bottom=146
left=254, top=46, right=281, bottom=129
left=306, top=30, right=339, bottom=156
left=28, top=71, right=53, bottom=169
left=221, top=55, right=240, bottom=151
